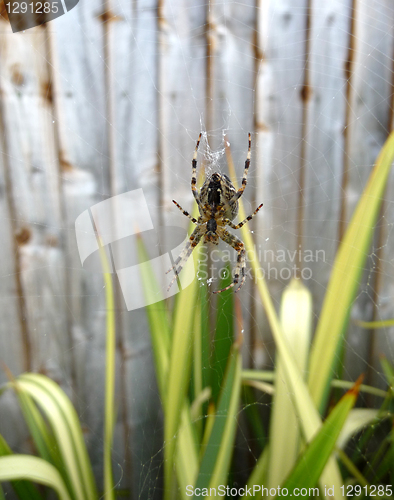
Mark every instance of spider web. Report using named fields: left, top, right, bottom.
left=0, top=0, right=394, bottom=498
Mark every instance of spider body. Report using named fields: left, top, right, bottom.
left=167, top=133, right=263, bottom=294
left=200, top=172, right=238, bottom=220
left=199, top=173, right=238, bottom=245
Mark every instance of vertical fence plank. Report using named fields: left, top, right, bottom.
left=253, top=0, right=274, bottom=369
left=262, top=0, right=308, bottom=267
left=158, top=0, right=206, bottom=217
left=53, top=0, right=109, bottom=485
left=0, top=38, right=29, bottom=450
left=0, top=23, right=74, bottom=467
left=107, top=0, right=163, bottom=494
left=54, top=0, right=107, bottom=191
left=343, top=0, right=394, bottom=384
left=302, top=0, right=353, bottom=318
left=208, top=0, right=256, bottom=357
left=210, top=0, right=255, bottom=149
left=252, top=0, right=308, bottom=368
left=355, top=0, right=394, bottom=393
left=0, top=26, right=70, bottom=380
left=373, top=89, right=394, bottom=394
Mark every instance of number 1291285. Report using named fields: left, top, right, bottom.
left=341, top=485, right=392, bottom=496
left=5, top=2, right=58, bottom=13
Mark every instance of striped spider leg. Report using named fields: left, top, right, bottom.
left=220, top=132, right=251, bottom=217
left=166, top=134, right=204, bottom=292
left=214, top=228, right=246, bottom=293
left=213, top=203, right=263, bottom=294
left=171, top=199, right=201, bottom=225
left=191, top=133, right=203, bottom=210
left=166, top=225, right=205, bottom=291
left=230, top=132, right=251, bottom=204
left=223, top=203, right=264, bottom=231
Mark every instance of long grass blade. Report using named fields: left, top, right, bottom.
left=355, top=319, right=394, bottom=328
left=211, top=264, right=234, bottom=402
left=0, top=455, right=72, bottom=500
left=200, top=285, right=211, bottom=424
left=282, top=379, right=361, bottom=492
left=380, top=356, right=394, bottom=390
left=336, top=409, right=380, bottom=449
left=14, top=385, right=61, bottom=466
left=16, top=374, right=97, bottom=500
left=331, top=380, right=387, bottom=398
left=308, top=131, right=394, bottom=412
left=268, top=278, right=312, bottom=491
left=0, top=434, right=44, bottom=500
left=176, top=407, right=199, bottom=494
left=136, top=237, right=171, bottom=394
left=97, top=237, right=116, bottom=500
left=194, top=343, right=242, bottom=496
left=165, top=255, right=199, bottom=500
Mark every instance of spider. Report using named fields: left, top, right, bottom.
left=167, top=133, right=263, bottom=294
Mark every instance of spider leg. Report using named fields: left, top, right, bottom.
left=229, top=132, right=251, bottom=204
left=224, top=203, right=263, bottom=229
left=191, top=133, right=203, bottom=209
left=213, top=229, right=246, bottom=294
left=172, top=199, right=199, bottom=224
left=166, top=226, right=204, bottom=291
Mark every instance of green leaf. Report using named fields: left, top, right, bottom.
left=268, top=278, right=313, bottom=488
left=380, top=356, right=394, bottom=390
left=15, top=374, right=97, bottom=500
left=200, top=282, right=211, bottom=396
left=164, top=254, right=199, bottom=500
left=14, top=386, right=62, bottom=467
left=282, top=380, right=361, bottom=492
left=176, top=408, right=199, bottom=494
left=355, top=319, right=394, bottom=329
left=191, top=295, right=203, bottom=437
left=136, top=237, right=171, bottom=395
left=309, top=131, right=394, bottom=412
left=0, top=434, right=43, bottom=500
left=242, top=371, right=274, bottom=383
left=336, top=409, right=380, bottom=449
left=97, top=238, right=116, bottom=500
left=211, top=263, right=234, bottom=402
left=331, top=379, right=387, bottom=399
left=195, top=344, right=242, bottom=495
left=0, top=455, right=72, bottom=500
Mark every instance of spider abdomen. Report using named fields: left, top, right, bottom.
left=199, top=172, right=238, bottom=220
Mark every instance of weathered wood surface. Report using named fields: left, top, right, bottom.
left=0, top=0, right=394, bottom=497
left=342, top=0, right=394, bottom=389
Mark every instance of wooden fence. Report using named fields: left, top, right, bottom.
left=0, top=0, right=394, bottom=496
